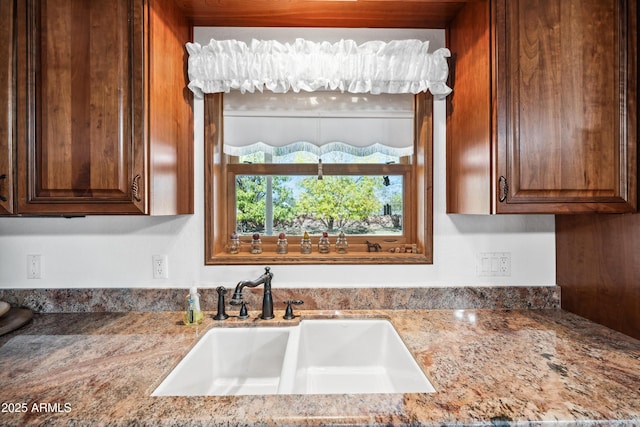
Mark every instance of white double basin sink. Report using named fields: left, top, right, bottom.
left=152, top=318, right=435, bottom=396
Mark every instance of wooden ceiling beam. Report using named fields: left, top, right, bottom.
left=173, top=1, right=471, bottom=28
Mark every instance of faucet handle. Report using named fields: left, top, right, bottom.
left=237, top=301, right=250, bottom=320
left=283, top=300, right=303, bottom=320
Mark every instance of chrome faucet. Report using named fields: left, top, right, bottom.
left=230, top=267, right=274, bottom=320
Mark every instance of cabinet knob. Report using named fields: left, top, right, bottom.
left=498, top=176, right=509, bottom=203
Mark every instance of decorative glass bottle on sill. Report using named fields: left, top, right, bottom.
left=228, top=232, right=240, bottom=254
left=318, top=231, right=330, bottom=254
left=276, top=232, right=288, bottom=254
left=300, top=231, right=312, bottom=254
left=251, top=233, right=263, bottom=254
left=335, top=230, right=348, bottom=254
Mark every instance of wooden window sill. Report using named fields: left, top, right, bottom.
left=207, top=251, right=430, bottom=265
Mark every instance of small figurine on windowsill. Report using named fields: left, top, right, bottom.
left=366, top=240, right=382, bottom=252
left=276, top=232, right=288, bottom=254
left=300, top=231, right=312, bottom=254
left=335, top=231, right=348, bottom=254
left=251, top=233, right=263, bottom=254
left=228, top=232, right=240, bottom=254
left=389, top=244, right=420, bottom=254
left=318, top=231, right=330, bottom=254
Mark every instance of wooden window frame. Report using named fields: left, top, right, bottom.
left=204, top=92, right=433, bottom=265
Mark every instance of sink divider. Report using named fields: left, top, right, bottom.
left=276, top=324, right=301, bottom=394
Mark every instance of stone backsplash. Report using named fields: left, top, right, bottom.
left=0, top=286, right=560, bottom=313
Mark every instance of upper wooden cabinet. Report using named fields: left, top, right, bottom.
left=447, top=0, right=637, bottom=214
left=13, top=0, right=193, bottom=215
left=0, top=0, right=15, bottom=215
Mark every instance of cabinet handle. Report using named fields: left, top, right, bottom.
left=0, top=174, right=7, bottom=202
left=498, top=176, right=509, bottom=203
left=131, top=174, right=142, bottom=202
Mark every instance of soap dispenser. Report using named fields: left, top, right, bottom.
left=184, top=287, right=203, bottom=325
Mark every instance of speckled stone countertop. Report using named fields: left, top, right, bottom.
left=0, top=309, right=638, bottom=426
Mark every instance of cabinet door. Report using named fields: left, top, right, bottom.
left=17, top=0, right=146, bottom=215
left=495, top=0, right=637, bottom=213
left=0, top=0, right=15, bottom=215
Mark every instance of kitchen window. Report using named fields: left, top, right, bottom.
left=204, top=90, right=433, bottom=265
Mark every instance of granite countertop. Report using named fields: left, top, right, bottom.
left=0, top=309, right=638, bottom=426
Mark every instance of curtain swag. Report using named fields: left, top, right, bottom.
left=222, top=141, right=414, bottom=159
left=186, top=38, right=452, bottom=98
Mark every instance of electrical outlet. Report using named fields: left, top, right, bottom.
left=152, top=255, right=168, bottom=279
left=477, top=252, right=511, bottom=277
left=499, top=254, right=511, bottom=276
left=27, top=254, right=42, bottom=279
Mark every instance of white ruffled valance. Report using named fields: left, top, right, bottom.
left=186, top=38, right=452, bottom=98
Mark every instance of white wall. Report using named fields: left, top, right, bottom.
left=0, top=28, right=556, bottom=290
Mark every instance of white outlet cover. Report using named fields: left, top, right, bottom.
left=152, top=255, right=169, bottom=279
left=27, top=254, right=42, bottom=279
left=476, top=252, right=511, bottom=277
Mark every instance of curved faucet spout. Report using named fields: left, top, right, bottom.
left=230, top=267, right=274, bottom=320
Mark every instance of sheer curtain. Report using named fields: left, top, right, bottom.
left=222, top=91, right=415, bottom=159
left=186, top=38, right=451, bottom=98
